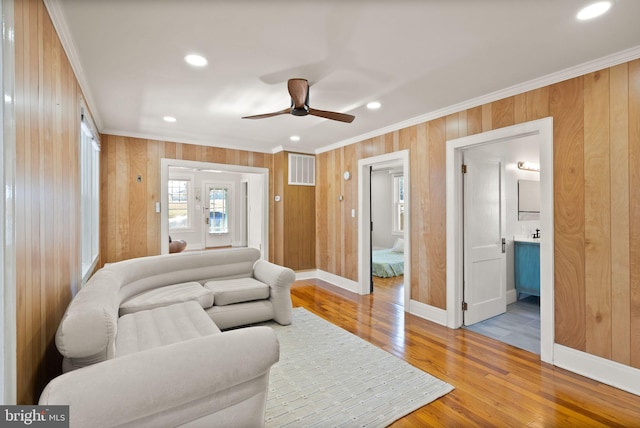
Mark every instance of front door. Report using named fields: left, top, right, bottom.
left=462, top=151, right=506, bottom=325
left=204, top=182, right=232, bottom=248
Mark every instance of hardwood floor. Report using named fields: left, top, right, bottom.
left=290, top=279, right=640, bottom=427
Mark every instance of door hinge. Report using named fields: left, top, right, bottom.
left=462, top=164, right=467, bottom=174
left=462, top=301, right=468, bottom=311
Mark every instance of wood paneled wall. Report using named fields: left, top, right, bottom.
left=316, top=59, right=640, bottom=369
left=14, top=0, right=83, bottom=404
left=99, top=135, right=273, bottom=264
left=272, top=152, right=315, bottom=271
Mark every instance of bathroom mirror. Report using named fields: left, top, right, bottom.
left=518, top=180, right=540, bottom=220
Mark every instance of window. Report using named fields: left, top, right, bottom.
left=209, top=187, right=229, bottom=234
left=168, top=179, right=191, bottom=229
left=392, top=174, right=404, bottom=234
left=80, top=108, right=100, bottom=279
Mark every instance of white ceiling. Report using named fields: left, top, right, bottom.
left=49, top=0, right=640, bottom=154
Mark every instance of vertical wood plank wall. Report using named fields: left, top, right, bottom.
left=272, top=152, right=316, bottom=271
left=99, top=135, right=273, bottom=265
left=315, top=59, right=640, bottom=369
left=14, top=0, right=82, bottom=404
left=12, top=0, right=640, bottom=403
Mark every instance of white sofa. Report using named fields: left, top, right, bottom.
left=39, top=248, right=296, bottom=427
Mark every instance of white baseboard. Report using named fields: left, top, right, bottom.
left=295, top=269, right=359, bottom=294
left=506, top=289, right=517, bottom=305
left=554, top=344, right=640, bottom=396
left=316, top=270, right=359, bottom=293
left=295, top=270, right=319, bottom=281
left=409, top=300, right=447, bottom=326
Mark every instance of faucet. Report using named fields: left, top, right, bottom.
left=532, top=229, right=540, bottom=239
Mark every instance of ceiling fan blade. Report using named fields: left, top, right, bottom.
left=308, top=108, right=355, bottom=123
left=288, top=79, right=309, bottom=108
left=242, top=108, right=290, bottom=120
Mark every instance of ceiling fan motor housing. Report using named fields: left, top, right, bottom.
left=291, top=106, right=309, bottom=116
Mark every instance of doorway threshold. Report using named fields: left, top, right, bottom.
left=464, top=296, right=540, bottom=354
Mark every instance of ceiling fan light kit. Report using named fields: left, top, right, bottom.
left=242, top=78, right=355, bottom=124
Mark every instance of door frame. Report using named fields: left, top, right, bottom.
left=358, top=150, right=410, bottom=308
left=445, top=117, right=554, bottom=363
left=160, top=158, right=269, bottom=259
left=1, top=0, right=16, bottom=404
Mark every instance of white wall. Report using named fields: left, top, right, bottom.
left=371, top=171, right=396, bottom=249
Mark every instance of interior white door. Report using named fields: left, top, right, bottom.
left=463, top=151, right=506, bottom=325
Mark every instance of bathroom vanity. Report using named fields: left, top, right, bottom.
left=514, top=238, right=540, bottom=299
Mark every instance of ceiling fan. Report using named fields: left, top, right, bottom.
left=242, top=78, right=355, bottom=123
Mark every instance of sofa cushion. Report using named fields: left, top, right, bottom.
left=204, top=278, right=270, bottom=306
left=119, top=282, right=214, bottom=316
left=115, top=301, right=220, bottom=357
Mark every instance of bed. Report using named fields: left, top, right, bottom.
left=372, top=248, right=405, bottom=278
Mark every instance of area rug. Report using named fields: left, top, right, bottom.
left=263, top=308, right=454, bottom=427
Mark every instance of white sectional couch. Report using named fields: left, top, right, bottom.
left=39, top=247, right=296, bottom=427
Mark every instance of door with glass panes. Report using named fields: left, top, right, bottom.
left=204, top=182, right=232, bottom=248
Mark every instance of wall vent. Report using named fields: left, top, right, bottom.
left=288, top=153, right=315, bottom=186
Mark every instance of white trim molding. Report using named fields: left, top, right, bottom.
left=357, top=150, right=411, bottom=308
left=160, top=159, right=270, bottom=259
left=409, top=301, right=447, bottom=326
left=43, top=0, right=103, bottom=131
left=315, top=270, right=358, bottom=294
left=1, top=0, right=16, bottom=404
left=294, top=270, right=319, bottom=281
left=554, top=345, right=640, bottom=396
left=446, top=118, right=554, bottom=364
left=316, top=45, right=640, bottom=155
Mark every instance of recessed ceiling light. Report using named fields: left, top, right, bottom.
left=184, top=54, right=208, bottom=67
left=290, top=135, right=301, bottom=142
left=577, top=1, right=612, bottom=20
left=163, top=116, right=177, bottom=123
left=366, top=101, right=381, bottom=110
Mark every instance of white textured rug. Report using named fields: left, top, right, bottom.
left=264, top=308, right=454, bottom=427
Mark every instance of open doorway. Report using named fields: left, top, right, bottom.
left=446, top=117, right=554, bottom=363
left=370, top=162, right=406, bottom=306
left=460, top=137, right=541, bottom=354
left=358, top=150, right=411, bottom=309
left=160, top=159, right=269, bottom=258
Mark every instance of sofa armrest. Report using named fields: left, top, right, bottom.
left=253, top=260, right=295, bottom=325
left=253, top=259, right=295, bottom=289
left=39, top=326, right=279, bottom=428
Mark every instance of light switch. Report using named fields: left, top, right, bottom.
left=155, top=202, right=160, bottom=213
left=351, top=209, right=356, bottom=218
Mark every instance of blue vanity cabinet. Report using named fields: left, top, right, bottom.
left=514, top=241, right=540, bottom=298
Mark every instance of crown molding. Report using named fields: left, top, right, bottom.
left=101, top=128, right=278, bottom=155
left=316, top=44, right=640, bottom=155
left=44, top=0, right=103, bottom=131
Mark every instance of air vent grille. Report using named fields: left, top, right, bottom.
left=288, top=153, right=316, bottom=186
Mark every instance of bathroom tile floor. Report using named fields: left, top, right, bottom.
left=464, top=295, right=540, bottom=354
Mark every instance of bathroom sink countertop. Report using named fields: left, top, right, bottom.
left=514, top=236, right=541, bottom=243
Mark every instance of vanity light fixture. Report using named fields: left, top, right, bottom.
left=518, top=161, right=540, bottom=172
left=577, top=1, right=612, bottom=20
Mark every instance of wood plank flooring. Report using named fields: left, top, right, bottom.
left=290, top=279, right=640, bottom=427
